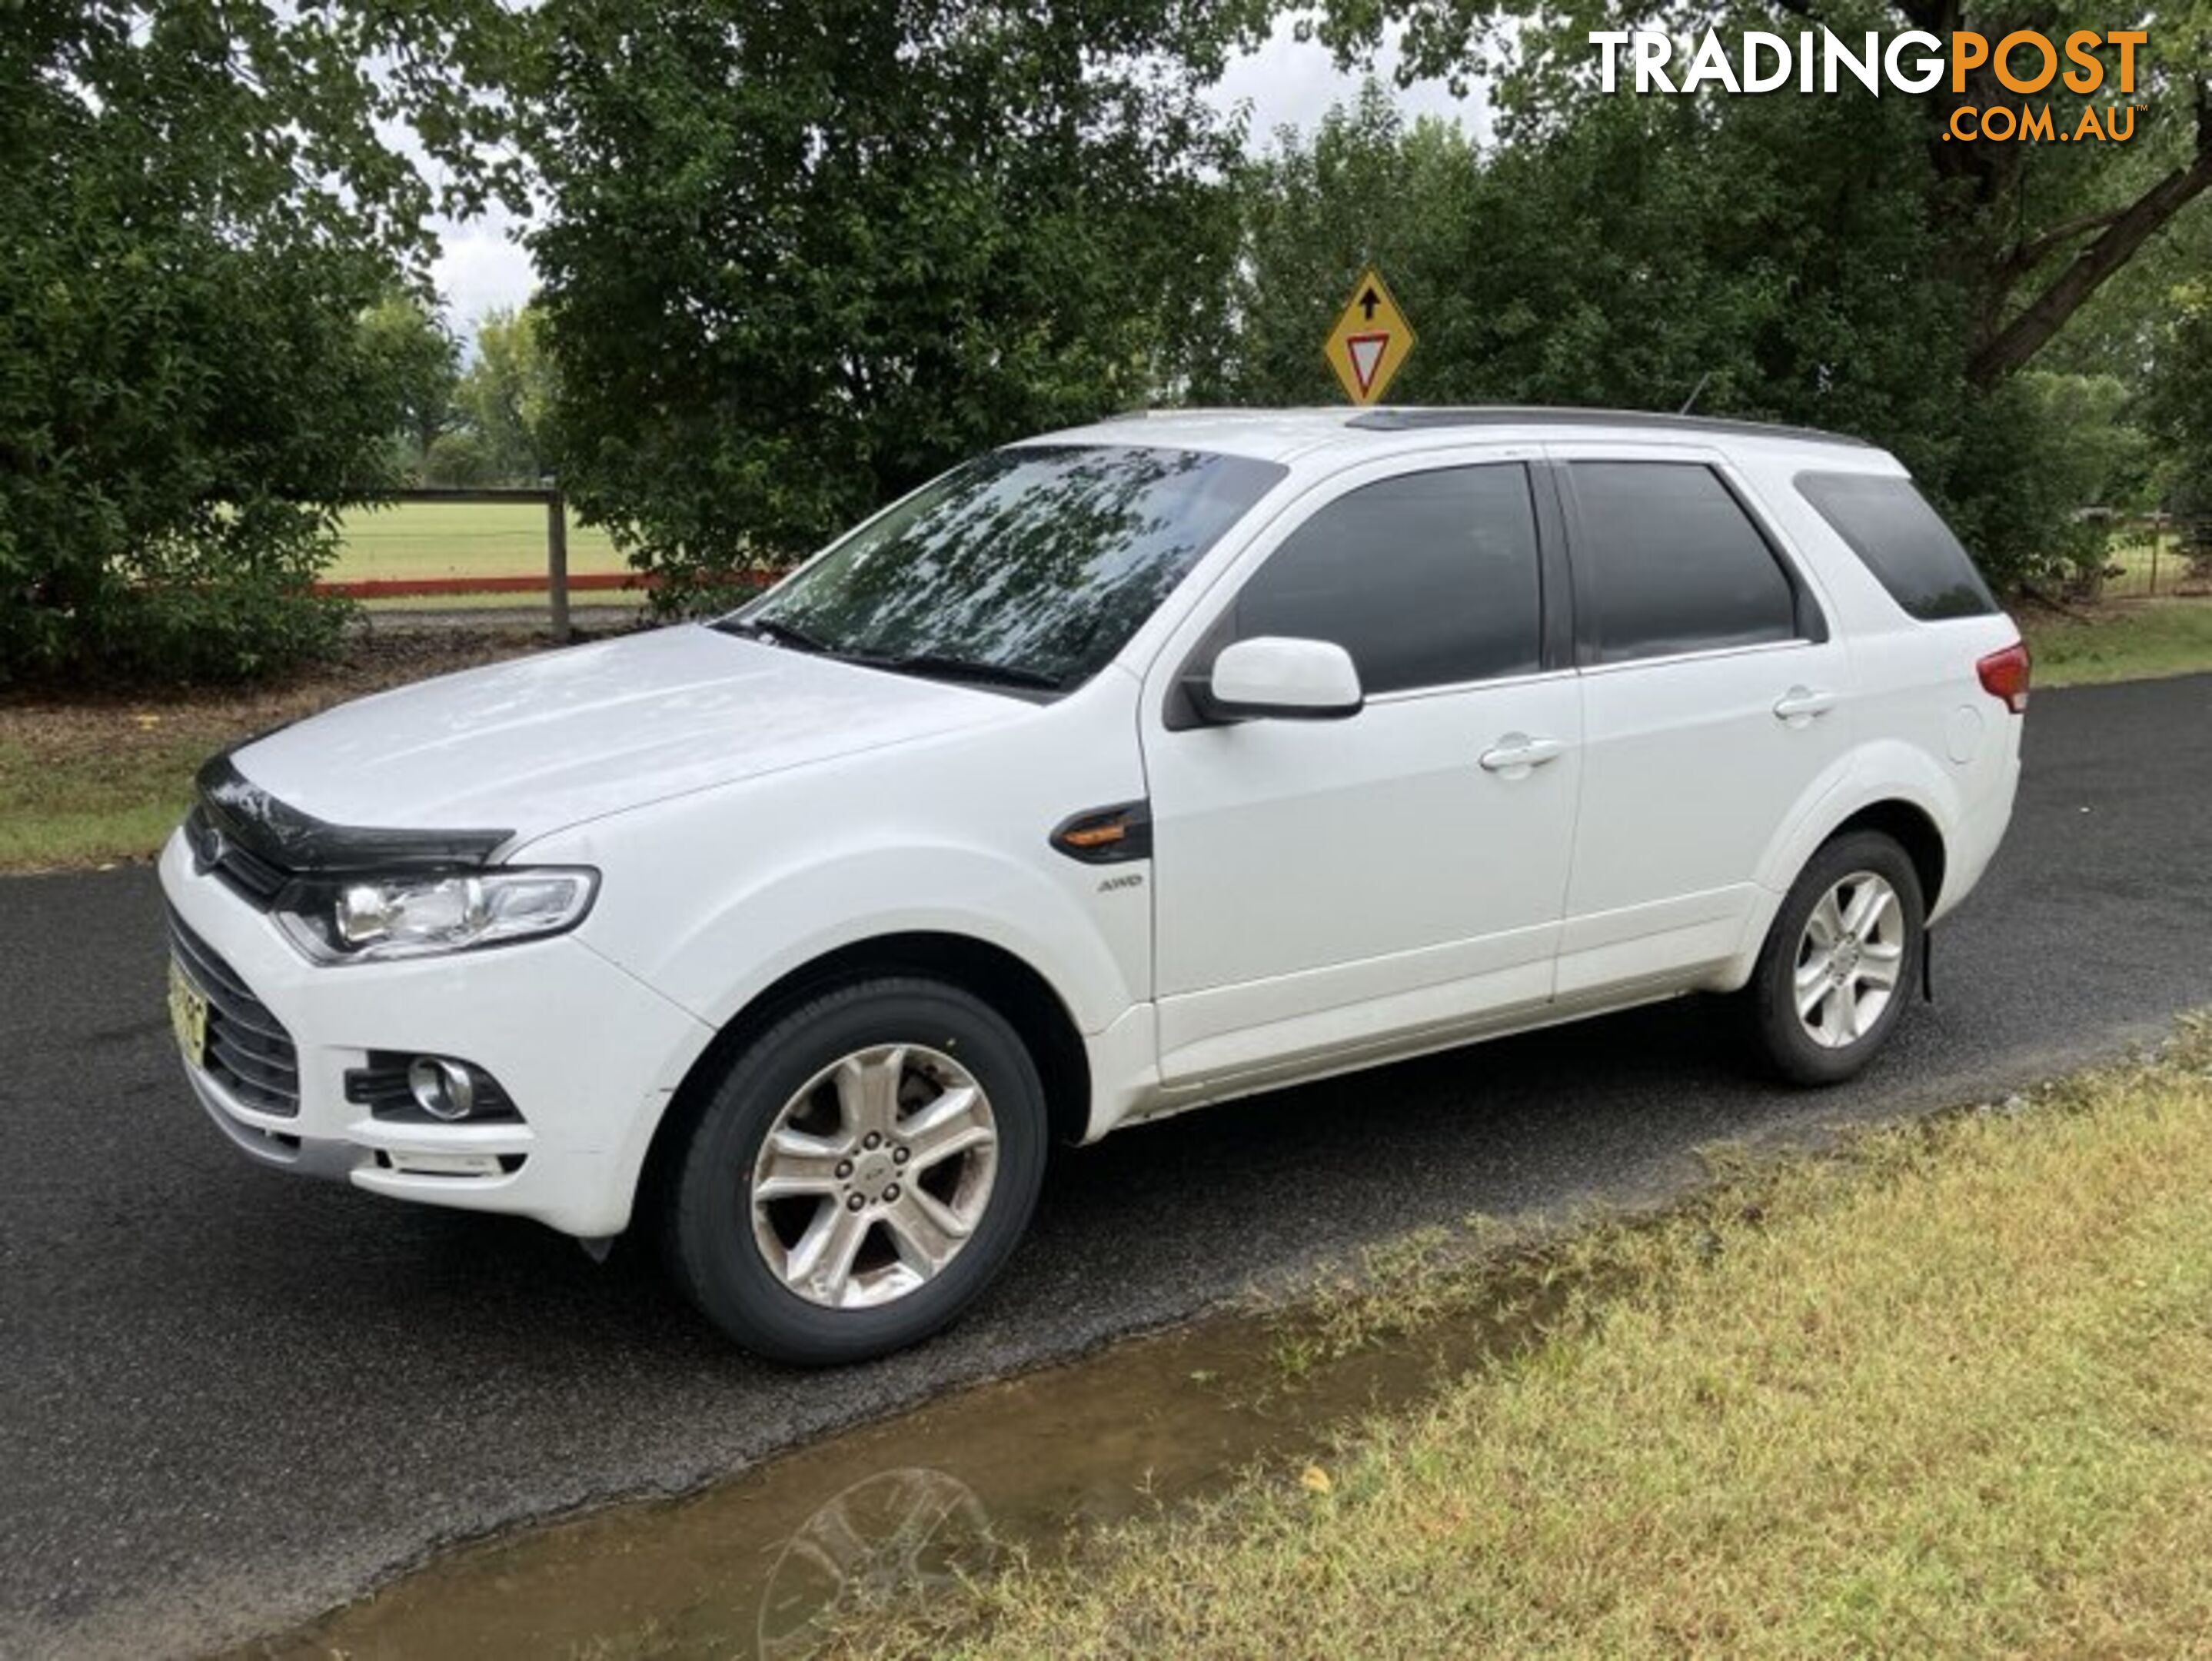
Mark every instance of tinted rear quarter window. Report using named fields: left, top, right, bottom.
left=1795, top=471, right=1997, bottom=621
left=1567, top=462, right=1800, bottom=665
left=1232, top=464, right=1543, bottom=694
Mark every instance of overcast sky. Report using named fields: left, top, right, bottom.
left=428, top=19, right=1482, bottom=333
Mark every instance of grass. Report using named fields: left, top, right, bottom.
left=331, top=501, right=627, bottom=584
left=850, top=1024, right=2212, bottom=1659
left=2021, top=594, right=2212, bottom=688
left=354, top=588, right=646, bottom=613
left=0, top=630, right=548, bottom=872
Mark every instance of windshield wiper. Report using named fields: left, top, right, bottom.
left=855, top=651, right=1064, bottom=692
left=722, top=617, right=1059, bottom=691
left=719, top=614, right=829, bottom=654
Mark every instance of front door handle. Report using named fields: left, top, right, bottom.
left=1479, top=734, right=1565, bottom=776
left=1773, top=686, right=1839, bottom=725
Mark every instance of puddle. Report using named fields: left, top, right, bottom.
left=233, top=1268, right=1569, bottom=1660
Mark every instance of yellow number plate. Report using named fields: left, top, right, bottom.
left=168, top=959, right=209, bottom=1069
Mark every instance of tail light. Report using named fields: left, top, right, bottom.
left=1977, top=641, right=2031, bottom=714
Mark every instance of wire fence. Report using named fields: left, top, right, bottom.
left=2091, top=518, right=2210, bottom=601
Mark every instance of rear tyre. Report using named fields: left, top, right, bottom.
left=1747, top=830, right=1924, bottom=1087
left=663, top=977, right=1048, bottom=1365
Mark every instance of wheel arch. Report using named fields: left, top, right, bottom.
left=1728, top=764, right=1958, bottom=994
left=634, top=930, right=1093, bottom=1232
left=1823, top=797, right=1946, bottom=912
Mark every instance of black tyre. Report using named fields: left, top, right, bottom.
left=663, top=977, right=1048, bottom=1365
left=1746, top=830, right=1924, bottom=1086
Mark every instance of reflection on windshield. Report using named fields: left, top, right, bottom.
left=727, top=444, right=1284, bottom=691
left=757, top=1467, right=996, bottom=1659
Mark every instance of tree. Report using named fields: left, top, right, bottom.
left=1194, top=85, right=1485, bottom=404
left=421, top=430, right=498, bottom=488
left=2144, top=279, right=2212, bottom=565
left=1289, top=83, right=2153, bottom=583
left=522, top=0, right=1268, bottom=611
left=0, top=2, right=518, bottom=682
left=455, top=304, right=555, bottom=484
left=1248, top=9, right=2206, bottom=588
left=361, top=294, right=463, bottom=471
left=1314, top=2, right=2212, bottom=390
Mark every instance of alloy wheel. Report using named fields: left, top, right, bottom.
left=750, top=1044, right=1000, bottom=1310
left=1792, top=870, right=1907, bottom=1049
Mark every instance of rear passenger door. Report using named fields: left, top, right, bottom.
left=1550, top=446, right=1852, bottom=997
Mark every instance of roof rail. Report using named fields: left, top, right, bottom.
left=1345, top=406, right=1871, bottom=448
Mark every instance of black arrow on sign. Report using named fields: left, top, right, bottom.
left=1359, top=285, right=1381, bottom=319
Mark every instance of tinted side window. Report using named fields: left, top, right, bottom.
left=1232, top=464, right=1542, bottom=694
left=1569, top=462, right=1799, bottom=665
left=1796, top=471, right=1997, bottom=621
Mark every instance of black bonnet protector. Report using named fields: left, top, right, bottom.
left=195, top=753, right=512, bottom=875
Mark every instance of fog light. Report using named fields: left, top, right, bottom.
left=407, top=1057, right=477, bottom=1122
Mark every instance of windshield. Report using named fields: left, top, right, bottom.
left=720, top=444, right=1286, bottom=692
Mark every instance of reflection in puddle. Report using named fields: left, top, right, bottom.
left=241, top=1275, right=1563, bottom=1659
left=757, top=1469, right=994, bottom=1659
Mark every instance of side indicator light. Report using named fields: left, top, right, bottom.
left=1049, top=802, right=1153, bottom=865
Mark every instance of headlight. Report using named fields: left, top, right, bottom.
left=275, top=868, right=599, bottom=964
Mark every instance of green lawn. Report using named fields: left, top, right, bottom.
left=852, top=1029, right=2212, bottom=1659
left=332, top=501, right=628, bottom=584
left=2022, top=595, right=2212, bottom=688
left=354, top=588, right=644, bottom=613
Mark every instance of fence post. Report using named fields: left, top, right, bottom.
left=546, top=481, right=571, bottom=644
left=2149, top=528, right=2161, bottom=598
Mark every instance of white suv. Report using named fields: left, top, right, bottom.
left=161, top=408, right=2027, bottom=1363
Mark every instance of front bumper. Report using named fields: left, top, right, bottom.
left=158, top=830, right=714, bottom=1237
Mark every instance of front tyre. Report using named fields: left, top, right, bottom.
left=1747, top=830, right=1924, bottom=1087
left=664, top=977, right=1048, bottom=1365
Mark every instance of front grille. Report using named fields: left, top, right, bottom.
left=184, top=804, right=291, bottom=907
left=167, top=907, right=301, bottom=1118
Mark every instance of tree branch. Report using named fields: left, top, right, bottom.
left=1997, top=206, right=2131, bottom=281
left=1969, top=88, right=2212, bottom=385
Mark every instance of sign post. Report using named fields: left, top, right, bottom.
left=1324, top=268, right=1415, bottom=406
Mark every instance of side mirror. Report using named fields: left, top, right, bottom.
left=1200, top=636, right=1364, bottom=722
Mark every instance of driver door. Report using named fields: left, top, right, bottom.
left=1140, top=454, right=1583, bottom=1090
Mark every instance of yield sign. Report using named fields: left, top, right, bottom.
left=1324, top=268, right=1415, bottom=405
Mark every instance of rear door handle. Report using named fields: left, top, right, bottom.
left=1773, top=686, right=1838, bottom=724
left=1479, top=734, right=1565, bottom=775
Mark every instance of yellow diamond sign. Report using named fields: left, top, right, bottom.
left=1324, top=268, right=1415, bottom=405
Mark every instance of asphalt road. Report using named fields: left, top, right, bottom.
left=4, top=675, right=2210, bottom=1658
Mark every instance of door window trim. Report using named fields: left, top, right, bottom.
left=1552, top=457, right=1829, bottom=671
